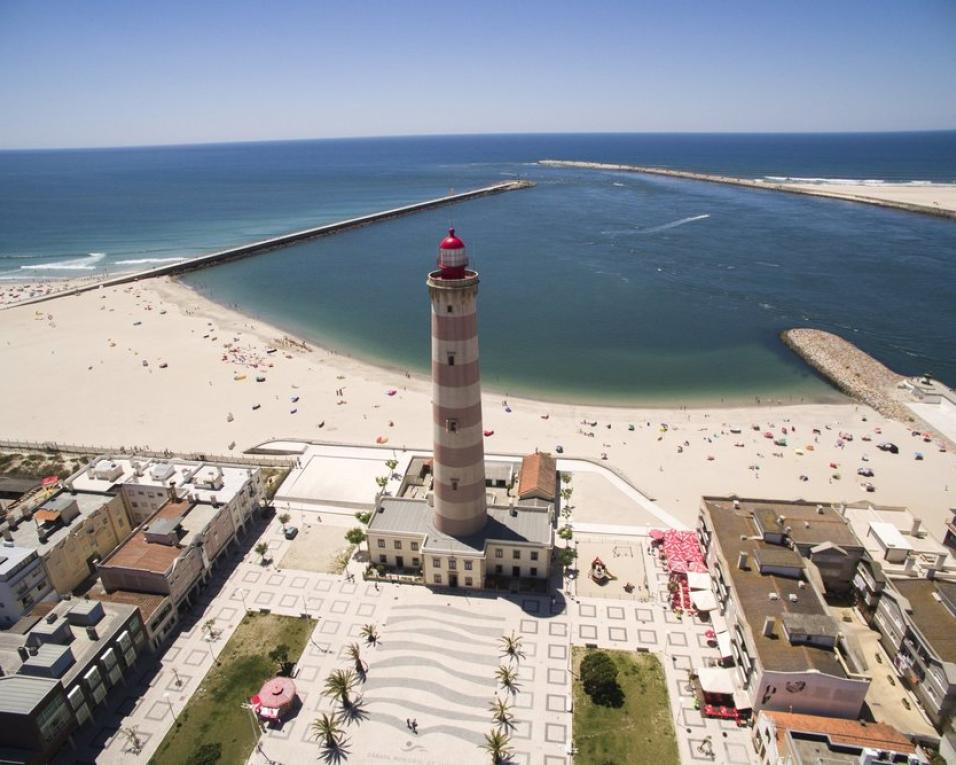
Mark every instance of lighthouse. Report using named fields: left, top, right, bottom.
left=427, top=228, right=488, bottom=537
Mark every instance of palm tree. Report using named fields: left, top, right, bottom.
left=360, top=623, right=379, bottom=646
left=201, top=618, right=218, bottom=641
left=498, top=632, right=524, bottom=663
left=310, top=712, right=344, bottom=749
left=495, top=665, right=518, bottom=694
left=254, top=541, right=269, bottom=564
left=488, top=695, right=514, bottom=729
left=346, top=642, right=366, bottom=675
left=479, top=728, right=513, bottom=764
left=323, top=669, right=358, bottom=708
left=278, top=512, right=291, bottom=530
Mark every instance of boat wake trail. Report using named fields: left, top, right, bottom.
left=638, top=214, right=710, bottom=234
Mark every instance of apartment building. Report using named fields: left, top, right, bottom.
left=699, top=497, right=870, bottom=719
left=0, top=599, right=145, bottom=763
left=0, top=547, right=53, bottom=628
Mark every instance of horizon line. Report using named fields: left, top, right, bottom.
left=3, top=127, right=956, bottom=153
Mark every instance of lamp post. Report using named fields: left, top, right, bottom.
left=171, top=666, right=182, bottom=688
left=163, top=692, right=175, bottom=719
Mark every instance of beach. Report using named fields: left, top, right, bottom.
left=1, top=278, right=953, bottom=532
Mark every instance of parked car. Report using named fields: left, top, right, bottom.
left=857, top=467, right=874, bottom=477
left=284, top=526, right=299, bottom=540
left=877, top=442, right=899, bottom=454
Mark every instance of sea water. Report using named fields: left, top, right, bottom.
left=2, top=133, right=955, bottom=402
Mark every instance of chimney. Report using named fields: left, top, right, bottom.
left=911, top=517, right=922, bottom=537
left=85, top=626, right=99, bottom=641
left=45, top=612, right=57, bottom=624
left=17, top=646, right=29, bottom=661
left=904, top=556, right=917, bottom=574
left=3, top=529, right=12, bottom=543
left=66, top=481, right=76, bottom=495
left=37, top=528, right=48, bottom=544
left=28, top=646, right=38, bottom=656
left=816, top=504, right=824, bottom=515
left=935, top=553, right=948, bottom=570
left=763, top=617, right=776, bottom=637
left=737, top=552, right=749, bottom=570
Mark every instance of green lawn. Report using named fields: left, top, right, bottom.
left=571, top=647, right=680, bottom=765
left=150, top=612, right=316, bottom=765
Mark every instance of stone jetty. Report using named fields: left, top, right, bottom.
left=781, top=328, right=912, bottom=421
left=539, top=160, right=956, bottom=221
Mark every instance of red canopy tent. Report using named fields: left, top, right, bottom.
left=250, top=676, right=297, bottom=723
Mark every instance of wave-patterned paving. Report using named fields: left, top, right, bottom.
left=365, top=604, right=514, bottom=750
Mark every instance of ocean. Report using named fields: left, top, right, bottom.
left=2, top=132, right=955, bottom=403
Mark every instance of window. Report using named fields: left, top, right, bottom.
left=495, top=549, right=503, bottom=559
left=448, top=559, right=457, bottom=570
left=512, top=550, right=521, bottom=560
left=394, top=540, right=402, bottom=550
left=465, top=577, right=473, bottom=586
left=451, top=478, right=459, bottom=491
left=412, top=557, right=420, bottom=566
left=433, top=574, right=442, bottom=584
left=447, top=353, right=455, bottom=366
left=447, top=419, right=458, bottom=433
left=530, top=551, right=539, bottom=561
left=495, top=565, right=503, bottom=575
left=411, top=542, right=419, bottom=551
left=432, top=558, right=441, bottom=568
left=530, top=567, right=538, bottom=577
left=377, top=539, right=385, bottom=548
left=379, top=555, right=387, bottom=564
left=446, top=305, right=453, bottom=313
left=464, top=560, right=473, bottom=571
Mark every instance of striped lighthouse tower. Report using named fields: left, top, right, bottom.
left=427, top=228, right=488, bottom=537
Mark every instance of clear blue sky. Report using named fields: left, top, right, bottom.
left=1, top=0, right=954, bottom=149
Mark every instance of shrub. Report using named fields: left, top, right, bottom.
left=191, top=742, right=222, bottom=765
left=345, top=528, right=366, bottom=545
left=580, top=651, right=624, bottom=707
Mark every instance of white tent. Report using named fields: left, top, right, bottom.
left=732, top=689, right=752, bottom=711
left=691, top=589, right=718, bottom=612
left=686, top=571, right=711, bottom=590
left=715, top=630, right=733, bottom=659
left=697, top=666, right=736, bottom=695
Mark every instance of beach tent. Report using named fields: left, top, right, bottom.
left=686, top=571, right=711, bottom=590
left=715, top=630, right=733, bottom=660
left=250, top=676, right=297, bottom=722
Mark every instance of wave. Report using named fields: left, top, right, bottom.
left=19, top=252, right=106, bottom=271
left=638, top=214, right=710, bottom=234
left=114, top=257, right=186, bottom=265
left=764, top=176, right=943, bottom=186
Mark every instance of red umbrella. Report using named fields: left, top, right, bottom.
left=649, top=529, right=665, bottom=541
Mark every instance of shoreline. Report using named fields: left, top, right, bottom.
left=1, top=277, right=954, bottom=533
left=539, top=160, right=956, bottom=219
left=180, top=277, right=843, bottom=411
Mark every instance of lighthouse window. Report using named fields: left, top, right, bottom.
left=447, top=353, right=455, bottom=366
left=451, top=478, right=459, bottom=491
left=447, top=419, right=458, bottom=433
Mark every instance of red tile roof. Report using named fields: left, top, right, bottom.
left=764, top=711, right=915, bottom=753
left=100, top=499, right=191, bottom=574
left=518, top=452, right=557, bottom=501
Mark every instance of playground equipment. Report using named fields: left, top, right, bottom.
left=590, top=556, right=617, bottom=585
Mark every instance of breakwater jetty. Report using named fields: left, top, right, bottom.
left=4, top=180, right=533, bottom=308
left=781, top=328, right=913, bottom=421
left=539, top=160, right=956, bottom=221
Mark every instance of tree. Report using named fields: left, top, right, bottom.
left=558, top=526, right=573, bottom=541
left=201, top=618, right=219, bottom=641
left=385, top=458, right=398, bottom=472
left=345, top=528, right=366, bottom=545
left=488, top=695, right=514, bottom=729
left=580, top=651, right=624, bottom=707
left=269, top=644, right=293, bottom=676
left=310, top=713, right=344, bottom=750
left=346, top=642, right=366, bottom=675
left=558, top=547, right=577, bottom=570
left=119, top=726, right=143, bottom=754
left=254, top=542, right=269, bottom=563
left=360, top=623, right=379, bottom=646
left=495, top=664, right=518, bottom=694
left=323, top=669, right=358, bottom=708
left=560, top=487, right=573, bottom=501
left=278, top=512, right=291, bottom=529
left=190, top=742, right=223, bottom=765
left=479, top=728, right=514, bottom=764
left=560, top=472, right=572, bottom=484
left=354, top=511, right=371, bottom=525
left=498, top=632, right=524, bottom=664
left=375, top=475, right=388, bottom=489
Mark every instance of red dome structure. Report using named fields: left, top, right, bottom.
left=437, top=228, right=468, bottom=279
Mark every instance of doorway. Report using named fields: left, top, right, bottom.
left=512, top=566, right=520, bottom=578
left=396, top=556, right=404, bottom=569
left=449, top=574, right=459, bottom=588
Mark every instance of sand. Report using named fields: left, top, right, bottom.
left=0, top=277, right=954, bottom=532
left=784, top=181, right=956, bottom=215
